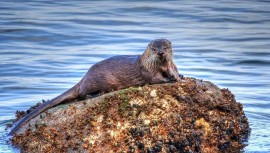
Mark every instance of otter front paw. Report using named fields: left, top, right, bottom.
left=167, top=78, right=177, bottom=83
left=168, top=74, right=182, bottom=82
left=179, top=74, right=184, bottom=80
left=174, top=74, right=182, bottom=82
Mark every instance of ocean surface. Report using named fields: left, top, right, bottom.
left=0, top=0, right=269, bottom=152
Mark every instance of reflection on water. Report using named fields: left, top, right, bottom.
left=0, top=0, right=270, bottom=152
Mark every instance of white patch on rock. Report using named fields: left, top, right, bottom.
left=150, top=89, right=157, bottom=97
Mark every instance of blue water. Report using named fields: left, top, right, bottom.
left=0, top=0, right=270, bottom=152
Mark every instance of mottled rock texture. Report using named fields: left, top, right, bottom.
left=10, top=77, right=250, bottom=153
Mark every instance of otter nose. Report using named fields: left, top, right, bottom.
left=157, top=51, right=164, bottom=56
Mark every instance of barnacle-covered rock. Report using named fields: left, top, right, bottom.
left=10, top=77, right=250, bottom=152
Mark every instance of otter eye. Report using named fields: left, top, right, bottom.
left=152, top=48, right=157, bottom=52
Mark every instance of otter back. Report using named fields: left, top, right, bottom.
left=78, top=55, right=146, bottom=97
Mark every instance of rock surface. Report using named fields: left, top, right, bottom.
left=10, top=77, right=250, bottom=152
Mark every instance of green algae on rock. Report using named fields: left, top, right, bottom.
left=10, top=77, right=250, bottom=152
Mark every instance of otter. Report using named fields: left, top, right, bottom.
left=9, top=39, right=181, bottom=135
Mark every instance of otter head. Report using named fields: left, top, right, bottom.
left=148, top=39, right=172, bottom=62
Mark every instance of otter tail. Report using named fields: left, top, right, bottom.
left=9, top=83, right=81, bottom=135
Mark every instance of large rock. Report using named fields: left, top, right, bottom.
left=10, top=77, right=250, bottom=152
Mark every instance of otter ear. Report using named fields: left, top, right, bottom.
left=148, top=41, right=153, bottom=47
left=147, top=44, right=152, bottom=50
left=165, top=40, right=171, bottom=46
